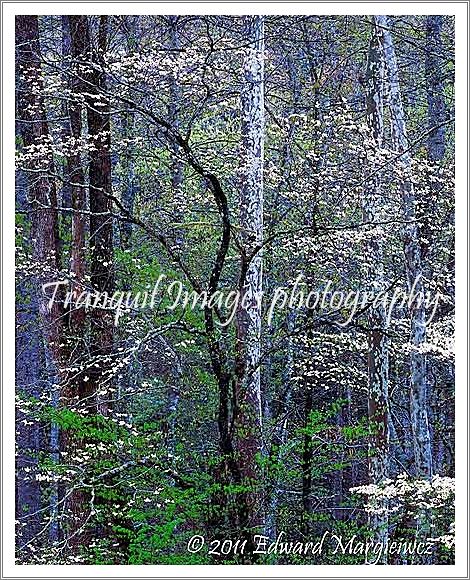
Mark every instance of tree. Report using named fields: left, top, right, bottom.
left=424, top=15, right=451, bottom=476
left=426, top=16, right=447, bottom=165
left=376, top=14, right=433, bottom=480
left=235, top=15, right=265, bottom=535
left=66, top=16, right=88, bottom=314
left=86, top=16, right=114, bottom=414
left=16, top=16, right=62, bottom=379
left=16, top=15, right=62, bottom=547
left=363, top=17, right=390, bottom=555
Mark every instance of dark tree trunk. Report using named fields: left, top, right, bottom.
left=301, top=382, right=314, bottom=536
left=16, top=13, right=64, bottom=551
left=85, top=16, right=114, bottom=414
left=67, top=15, right=88, bottom=316
left=426, top=16, right=447, bottom=164
left=424, top=14, right=448, bottom=479
left=87, top=16, right=114, bottom=297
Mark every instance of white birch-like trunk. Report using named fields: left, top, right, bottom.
left=375, top=15, right=433, bottom=479
left=363, top=20, right=390, bottom=558
left=236, top=14, right=264, bottom=531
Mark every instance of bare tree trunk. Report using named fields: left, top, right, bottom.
left=363, top=20, right=390, bottom=558
left=58, top=15, right=115, bottom=554
left=87, top=16, right=113, bottom=297
left=119, top=16, right=140, bottom=250
left=53, top=15, right=94, bottom=552
left=426, top=16, right=447, bottom=165
left=168, top=15, right=185, bottom=248
left=86, top=16, right=114, bottom=414
left=16, top=15, right=62, bottom=342
left=67, top=16, right=88, bottom=312
left=166, top=15, right=183, bottom=447
left=15, top=285, right=42, bottom=548
left=425, top=15, right=448, bottom=476
left=264, top=52, right=299, bottom=543
left=16, top=13, right=63, bottom=549
left=376, top=15, right=433, bottom=480
left=421, top=14, right=448, bottom=291
left=301, top=378, right=314, bottom=536
left=119, top=108, right=138, bottom=249
left=235, top=15, right=265, bottom=535
left=376, top=22, right=433, bottom=560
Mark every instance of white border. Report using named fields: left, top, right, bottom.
left=2, top=2, right=468, bottom=578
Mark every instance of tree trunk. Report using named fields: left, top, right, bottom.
left=425, top=15, right=448, bottom=477
left=420, top=15, right=447, bottom=264
left=67, top=16, right=88, bottom=315
left=16, top=13, right=64, bottom=550
left=301, top=381, right=314, bottom=536
left=363, top=19, right=390, bottom=557
left=119, top=16, right=140, bottom=249
left=426, top=16, right=447, bottom=164
left=375, top=15, right=432, bottom=479
left=59, top=15, right=115, bottom=554
left=168, top=15, right=185, bottom=249
left=166, top=15, right=183, bottom=447
left=15, top=272, right=42, bottom=547
left=16, top=15, right=62, bottom=344
left=235, top=15, right=265, bottom=535
left=86, top=16, right=114, bottom=414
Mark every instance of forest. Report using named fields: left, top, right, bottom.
left=15, top=14, right=455, bottom=565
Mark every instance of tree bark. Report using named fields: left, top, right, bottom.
left=16, top=15, right=62, bottom=340
left=119, top=16, right=140, bottom=249
left=235, top=15, right=265, bottom=535
left=375, top=15, right=432, bottom=479
left=16, top=13, right=63, bottom=549
left=86, top=16, right=114, bottom=414
left=426, top=16, right=447, bottom=164
left=301, top=380, right=314, bottom=536
left=166, top=15, right=184, bottom=449
left=362, top=20, right=390, bottom=557
left=67, top=16, right=88, bottom=316
left=425, top=15, right=449, bottom=479
left=59, top=16, right=115, bottom=554
left=168, top=15, right=185, bottom=249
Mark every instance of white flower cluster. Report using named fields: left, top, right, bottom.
left=351, top=473, right=455, bottom=508
left=351, top=473, right=455, bottom=546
